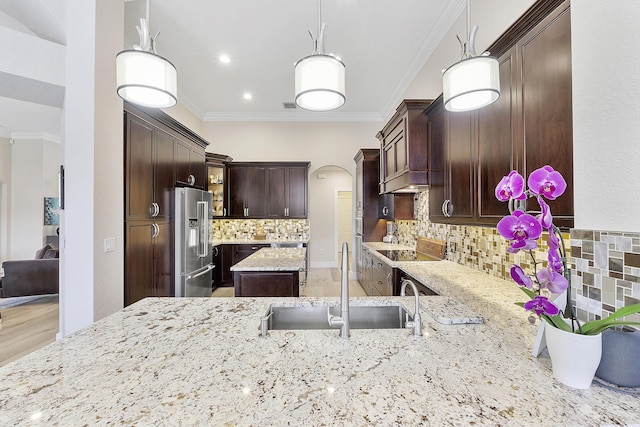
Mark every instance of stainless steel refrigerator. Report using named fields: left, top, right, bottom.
left=175, top=187, right=214, bottom=297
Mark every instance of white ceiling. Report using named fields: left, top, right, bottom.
left=0, top=0, right=465, bottom=138
left=124, top=0, right=462, bottom=121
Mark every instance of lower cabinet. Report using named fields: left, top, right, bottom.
left=216, top=244, right=270, bottom=287
left=358, top=247, right=395, bottom=297
left=233, top=271, right=300, bottom=297
left=125, top=221, right=174, bottom=306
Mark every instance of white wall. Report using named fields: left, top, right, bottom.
left=8, top=134, right=59, bottom=260
left=60, top=0, right=124, bottom=336
left=571, top=0, right=640, bottom=232
left=308, top=167, right=352, bottom=268
left=0, top=136, right=11, bottom=264
left=202, top=121, right=380, bottom=177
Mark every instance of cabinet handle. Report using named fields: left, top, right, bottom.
left=151, top=223, right=159, bottom=238
left=212, top=246, right=219, bottom=257
left=441, top=200, right=447, bottom=217
left=386, top=272, right=392, bottom=286
left=446, top=200, right=453, bottom=217
left=149, top=203, right=159, bottom=217
left=187, top=174, right=196, bottom=186
left=223, top=208, right=226, bottom=216
left=382, top=206, right=389, bottom=217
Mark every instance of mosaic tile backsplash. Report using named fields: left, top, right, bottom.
left=211, top=219, right=309, bottom=241
left=410, top=189, right=639, bottom=327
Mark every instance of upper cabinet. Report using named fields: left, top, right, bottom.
left=428, top=0, right=573, bottom=228
left=175, top=140, right=206, bottom=189
left=226, top=162, right=309, bottom=219
left=266, top=164, right=309, bottom=218
left=377, top=100, right=432, bottom=194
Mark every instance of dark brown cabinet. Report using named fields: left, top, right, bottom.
left=124, top=102, right=209, bottom=306
left=377, top=100, right=432, bottom=193
left=124, top=221, right=173, bottom=306
left=428, top=0, right=573, bottom=227
left=227, top=162, right=309, bottom=219
left=227, top=165, right=267, bottom=218
left=378, top=194, right=413, bottom=220
left=206, top=153, right=232, bottom=217
left=215, top=243, right=271, bottom=288
left=125, top=114, right=175, bottom=222
left=175, top=140, right=206, bottom=189
left=234, top=271, right=300, bottom=297
left=266, top=164, right=309, bottom=218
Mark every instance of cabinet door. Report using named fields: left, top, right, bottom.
left=154, top=130, right=175, bottom=220
left=175, top=140, right=191, bottom=186
left=447, top=110, right=474, bottom=222
left=244, top=167, right=267, bottom=217
left=154, top=221, right=174, bottom=297
left=125, top=222, right=155, bottom=306
left=266, top=167, right=287, bottom=217
left=476, top=46, right=518, bottom=224
left=227, top=166, right=246, bottom=217
left=355, top=156, right=364, bottom=217
left=519, top=5, right=573, bottom=227
left=125, top=115, right=154, bottom=221
left=220, top=244, right=234, bottom=286
left=427, top=101, right=447, bottom=223
left=286, top=166, right=308, bottom=218
left=190, top=149, right=206, bottom=190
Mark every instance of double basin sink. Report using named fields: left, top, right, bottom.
left=261, top=303, right=413, bottom=333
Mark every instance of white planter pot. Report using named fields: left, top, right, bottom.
left=544, top=321, right=602, bottom=389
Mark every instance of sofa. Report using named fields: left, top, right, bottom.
left=0, top=244, right=59, bottom=298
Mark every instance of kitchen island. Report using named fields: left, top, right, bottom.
left=231, top=247, right=306, bottom=297
left=1, top=262, right=638, bottom=426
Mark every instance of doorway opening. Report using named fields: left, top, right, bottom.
left=337, top=189, right=352, bottom=271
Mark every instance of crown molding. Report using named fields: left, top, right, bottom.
left=10, top=132, right=60, bottom=143
left=202, top=111, right=383, bottom=123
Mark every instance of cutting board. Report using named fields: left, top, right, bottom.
left=416, top=237, right=446, bottom=260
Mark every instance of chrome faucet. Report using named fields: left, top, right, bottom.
left=400, top=279, right=422, bottom=337
left=328, top=242, right=350, bottom=338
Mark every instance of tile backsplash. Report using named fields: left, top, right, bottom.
left=410, top=188, right=640, bottom=327
left=212, top=219, right=309, bottom=241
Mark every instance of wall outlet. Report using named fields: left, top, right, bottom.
left=104, top=237, right=116, bottom=253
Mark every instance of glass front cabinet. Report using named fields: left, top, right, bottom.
left=206, top=153, right=232, bottom=217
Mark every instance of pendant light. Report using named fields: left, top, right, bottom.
left=116, top=0, right=177, bottom=109
left=442, top=0, right=499, bottom=112
left=294, top=0, right=346, bottom=111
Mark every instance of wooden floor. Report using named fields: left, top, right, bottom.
left=0, top=269, right=364, bottom=367
left=0, top=295, right=59, bottom=367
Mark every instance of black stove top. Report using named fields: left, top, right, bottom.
left=375, top=249, right=440, bottom=262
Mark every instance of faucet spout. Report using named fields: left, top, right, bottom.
left=400, top=279, right=422, bottom=337
left=328, top=242, right=350, bottom=338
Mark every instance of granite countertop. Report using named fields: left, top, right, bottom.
left=212, top=239, right=308, bottom=246
left=1, top=265, right=639, bottom=425
left=230, top=247, right=306, bottom=272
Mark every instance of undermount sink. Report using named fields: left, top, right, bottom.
left=262, top=303, right=413, bottom=331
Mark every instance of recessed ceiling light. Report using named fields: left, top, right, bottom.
left=243, top=93, right=253, bottom=100
left=219, top=54, right=230, bottom=64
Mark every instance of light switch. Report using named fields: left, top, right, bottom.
left=104, top=237, right=116, bottom=253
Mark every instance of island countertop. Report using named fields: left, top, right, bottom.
left=230, top=247, right=306, bottom=272
left=1, top=263, right=638, bottom=425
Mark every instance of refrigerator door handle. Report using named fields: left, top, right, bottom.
left=184, top=264, right=214, bottom=280
left=197, top=200, right=209, bottom=258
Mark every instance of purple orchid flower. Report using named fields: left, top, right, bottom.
left=497, top=210, right=543, bottom=253
left=495, top=171, right=526, bottom=202
left=536, top=266, right=568, bottom=294
left=510, top=265, right=533, bottom=289
left=536, top=197, right=553, bottom=229
left=547, top=248, right=564, bottom=272
left=527, top=165, right=567, bottom=200
left=547, top=230, right=560, bottom=249
left=523, top=295, right=560, bottom=317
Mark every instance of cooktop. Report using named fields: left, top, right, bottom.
left=375, top=249, right=441, bottom=262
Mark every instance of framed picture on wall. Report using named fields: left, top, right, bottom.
left=44, top=197, right=60, bottom=225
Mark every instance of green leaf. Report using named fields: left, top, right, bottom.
left=542, top=314, right=572, bottom=332
left=574, top=304, right=640, bottom=335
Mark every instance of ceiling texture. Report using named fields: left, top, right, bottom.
left=0, top=0, right=465, bottom=137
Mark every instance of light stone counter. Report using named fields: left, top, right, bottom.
left=230, top=247, right=306, bottom=272
left=1, top=269, right=639, bottom=425
left=212, top=239, right=308, bottom=246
